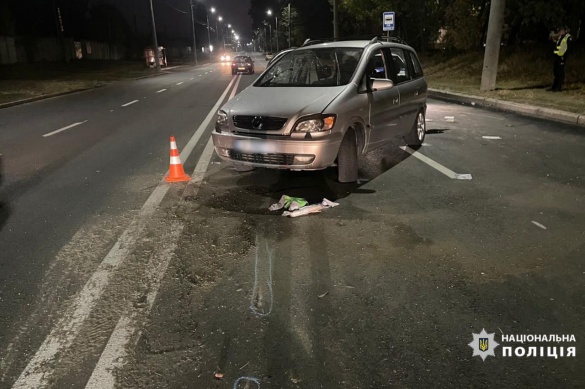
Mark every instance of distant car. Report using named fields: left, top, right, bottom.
left=231, top=56, right=254, bottom=75
left=220, top=53, right=232, bottom=62
left=212, top=37, right=428, bottom=183
left=265, top=52, right=274, bottom=61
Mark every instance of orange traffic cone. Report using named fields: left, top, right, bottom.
left=165, top=136, right=190, bottom=183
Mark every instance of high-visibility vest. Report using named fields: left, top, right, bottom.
left=554, top=33, right=571, bottom=57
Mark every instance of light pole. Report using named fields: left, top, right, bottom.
left=189, top=0, right=198, bottom=65
left=206, top=6, right=215, bottom=60
left=216, top=16, right=221, bottom=43
left=288, top=3, right=291, bottom=48
left=267, top=9, right=278, bottom=52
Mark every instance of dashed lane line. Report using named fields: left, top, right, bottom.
left=156, top=89, right=167, bottom=93
left=121, top=100, right=139, bottom=107
left=12, top=75, right=240, bottom=389
left=400, top=146, right=472, bottom=180
left=176, top=82, right=184, bottom=85
left=42, top=121, right=88, bottom=137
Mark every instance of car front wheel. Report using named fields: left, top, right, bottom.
left=337, top=128, right=358, bottom=183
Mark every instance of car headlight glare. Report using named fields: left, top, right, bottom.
left=293, top=115, right=336, bottom=133
left=216, top=110, right=229, bottom=131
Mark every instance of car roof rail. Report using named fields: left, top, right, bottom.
left=301, top=36, right=382, bottom=47
left=379, top=36, right=408, bottom=45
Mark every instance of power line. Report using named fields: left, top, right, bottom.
left=158, top=0, right=188, bottom=14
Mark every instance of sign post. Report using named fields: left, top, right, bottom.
left=383, top=12, right=395, bottom=39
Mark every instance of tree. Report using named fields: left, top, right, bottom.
left=280, top=6, right=303, bottom=47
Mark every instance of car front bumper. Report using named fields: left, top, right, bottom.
left=211, top=131, right=343, bottom=170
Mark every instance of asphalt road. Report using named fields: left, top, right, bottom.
left=0, top=53, right=584, bottom=388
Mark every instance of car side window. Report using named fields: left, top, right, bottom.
left=406, top=50, right=423, bottom=79
left=358, top=49, right=388, bottom=93
left=389, top=48, right=411, bottom=84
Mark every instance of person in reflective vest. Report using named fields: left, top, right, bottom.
left=550, top=26, right=572, bottom=92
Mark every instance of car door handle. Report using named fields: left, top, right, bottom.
left=393, top=98, right=399, bottom=104
left=414, top=90, right=419, bottom=96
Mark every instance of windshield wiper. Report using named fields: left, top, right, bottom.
left=258, top=68, right=294, bottom=87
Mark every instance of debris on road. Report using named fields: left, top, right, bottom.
left=269, top=195, right=309, bottom=211
left=282, top=198, right=339, bottom=218
left=318, top=291, right=329, bottom=298
left=214, top=372, right=224, bottom=379
left=531, top=221, right=547, bottom=230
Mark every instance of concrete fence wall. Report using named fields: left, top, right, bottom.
left=0, top=35, right=126, bottom=64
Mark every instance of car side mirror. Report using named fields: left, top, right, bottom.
left=371, top=79, right=394, bottom=92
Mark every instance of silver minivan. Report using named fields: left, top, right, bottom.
left=212, top=38, right=427, bottom=182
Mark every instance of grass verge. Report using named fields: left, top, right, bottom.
left=421, top=45, right=585, bottom=114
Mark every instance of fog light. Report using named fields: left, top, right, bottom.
left=293, top=155, right=315, bottom=164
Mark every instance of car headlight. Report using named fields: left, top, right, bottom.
left=216, top=110, right=229, bottom=132
left=226, top=55, right=231, bottom=61
left=220, top=55, right=225, bottom=61
left=293, top=114, right=336, bottom=133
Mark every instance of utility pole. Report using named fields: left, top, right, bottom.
left=333, top=0, right=338, bottom=39
left=148, top=0, right=160, bottom=69
left=189, top=0, right=198, bottom=65
left=480, top=0, right=506, bottom=91
left=206, top=11, right=212, bottom=59
left=275, top=16, right=279, bottom=52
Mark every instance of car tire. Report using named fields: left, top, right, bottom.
left=405, top=109, right=426, bottom=146
left=337, top=128, right=358, bottom=183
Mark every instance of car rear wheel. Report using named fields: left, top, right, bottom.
left=405, top=110, right=426, bottom=146
left=337, top=128, right=358, bottom=183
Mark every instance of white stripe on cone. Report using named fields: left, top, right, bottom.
left=170, top=141, right=178, bottom=150
left=169, top=156, right=182, bottom=165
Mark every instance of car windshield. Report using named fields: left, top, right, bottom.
left=234, top=56, right=251, bottom=63
left=255, top=47, right=363, bottom=87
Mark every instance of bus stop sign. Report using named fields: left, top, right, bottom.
left=383, top=12, right=395, bottom=31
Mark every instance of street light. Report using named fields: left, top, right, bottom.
left=206, top=6, right=216, bottom=59
left=267, top=9, right=278, bottom=52
left=216, top=16, right=222, bottom=42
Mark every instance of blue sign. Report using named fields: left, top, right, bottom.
left=383, top=12, right=395, bottom=31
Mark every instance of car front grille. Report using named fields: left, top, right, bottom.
left=232, top=115, right=288, bottom=131
left=227, top=151, right=295, bottom=165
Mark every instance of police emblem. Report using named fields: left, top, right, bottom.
left=469, top=329, right=499, bottom=361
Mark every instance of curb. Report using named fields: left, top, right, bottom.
left=428, top=88, right=584, bottom=127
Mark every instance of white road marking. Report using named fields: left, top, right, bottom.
left=121, top=100, right=139, bottom=107
left=482, top=136, right=502, bottom=140
left=156, top=89, right=167, bottom=93
left=42, top=121, right=87, bottom=137
left=190, top=77, right=194, bottom=80
left=531, top=221, right=547, bottom=230
left=400, top=146, right=472, bottom=180
left=86, top=137, right=217, bottom=389
left=229, top=75, right=241, bottom=100
left=234, top=377, right=261, bottom=388
left=176, top=82, right=184, bottom=85
left=13, top=76, right=239, bottom=389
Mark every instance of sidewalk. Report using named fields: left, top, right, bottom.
left=429, top=88, right=585, bottom=127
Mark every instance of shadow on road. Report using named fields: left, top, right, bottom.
left=200, top=140, right=421, bottom=214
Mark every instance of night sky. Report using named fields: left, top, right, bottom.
left=116, top=0, right=253, bottom=43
